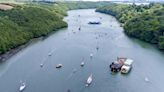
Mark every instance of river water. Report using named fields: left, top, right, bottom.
left=0, top=9, right=164, bottom=92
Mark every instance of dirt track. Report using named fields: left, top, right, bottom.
left=0, top=4, right=13, bottom=10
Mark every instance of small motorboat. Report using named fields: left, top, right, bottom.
left=40, top=63, right=43, bottom=67
left=19, top=82, right=26, bottom=92
left=81, top=62, right=85, bottom=67
left=86, top=74, right=93, bottom=86
left=56, top=64, right=62, bottom=68
left=90, top=53, right=93, bottom=58
left=48, top=53, right=52, bottom=56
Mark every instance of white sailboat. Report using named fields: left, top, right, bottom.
left=19, top=82, right=26, bottom=92
left=86, top=74, right=93, bottom=86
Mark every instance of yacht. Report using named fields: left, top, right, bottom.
left=19, top=82, right=26, bottom=92
left=86, top=74, right=92, bottom=86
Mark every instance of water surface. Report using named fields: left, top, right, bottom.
left=0, top=9, right=163, bottom=92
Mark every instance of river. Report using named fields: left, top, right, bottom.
left=0, top=9, right=164, bottom=92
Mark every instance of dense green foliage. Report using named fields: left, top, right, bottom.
left=59, top=1, right=111, bottom=10
left=0, top=4, right=67, bottom=54
left=96, top=3, right=129, bottom=22
left=96, top=3, right=164, bottom=50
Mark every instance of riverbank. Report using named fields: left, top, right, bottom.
left=0, top=3, right=68, bottom=62
left=0, top=27, right=66, bottom=62
left=0, top=37, right=43, bottom=62
left=96, top=3, right=164, bottom=50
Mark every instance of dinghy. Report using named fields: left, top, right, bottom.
left=81, top=62, right=85, bottom=67
left=56, top=64, right=62, bottom=68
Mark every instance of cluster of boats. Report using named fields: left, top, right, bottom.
left=109, top=57, right=134, bottom=73
left=16, top=13, right=137, bottom=92
left=19, top=15, right=134, bottom=92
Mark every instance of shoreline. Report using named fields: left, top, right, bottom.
left=0, top=37, right=43, bottom=62
left=95, top=10, right=164, bottom=52
left=0, top=27, right=67, bottom=62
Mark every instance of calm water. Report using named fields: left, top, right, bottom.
left=0, top=9, right=164, bottom=92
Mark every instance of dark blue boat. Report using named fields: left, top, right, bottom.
left=109, top=57, right=126, bottom=72
left=88, top=21, right=101, bottom=25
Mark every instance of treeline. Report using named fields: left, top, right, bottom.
left=30, top=1, right=112, bottom=12
left=96, top=3, right=164, bottom=50
left=58, top=1, right=111, bottom=10
left=0, top=4, right=68, bottom=54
